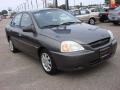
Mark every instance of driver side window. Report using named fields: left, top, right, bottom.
left=20, top=13, right=33, bottom=27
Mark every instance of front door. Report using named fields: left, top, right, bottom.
left=18, top=13, right=39, bottom=58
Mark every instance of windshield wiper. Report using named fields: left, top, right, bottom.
left=41, top=24, right=60, bottom=29
left=40, top=22, right=81, bottom=29
left=60, top=21, right=81, bottom=25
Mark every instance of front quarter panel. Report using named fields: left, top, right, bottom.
left=37, top=33, right=61, bottom=52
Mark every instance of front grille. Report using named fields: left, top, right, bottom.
left=90, top=59, right=101, bottom=65
left=89, top=38, right=110, bottom=48
left=100, top=46, right=111, bottom=59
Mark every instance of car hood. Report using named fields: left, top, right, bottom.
left=39, top=23, right=110, bottom=44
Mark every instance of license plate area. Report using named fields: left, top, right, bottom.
left=112, top=17, right=115, bottom=19
left=112, top=17, right=117, bottom=20
left=99, top=46, right=111, bottom=59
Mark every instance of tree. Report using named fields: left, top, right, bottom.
left=8, top=8, right=12, bottom=12
left=75, top=5, right=80, bottom=9
left=1, top=10, right=8, bottom=16
left=59, top=4, right=66, bottom=10
left=48, top=3, right=54, bottom=8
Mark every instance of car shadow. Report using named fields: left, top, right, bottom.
left=109, top=23, right=120, bottom=27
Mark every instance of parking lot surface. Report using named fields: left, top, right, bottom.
left=0, top=19, right=120, bottom=90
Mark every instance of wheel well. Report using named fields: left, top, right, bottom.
left=89, top=17, right=96, bottom=22
left=38, top=47, right=47, bottom=57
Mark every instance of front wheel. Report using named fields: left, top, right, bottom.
left=40, top=50, right=58, bottom=75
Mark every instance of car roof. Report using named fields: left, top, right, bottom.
left=18, top=8, right=60, bottom=14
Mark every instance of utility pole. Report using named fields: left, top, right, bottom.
left=65, top=0, right=69, bottom=10
left=36, top=0, right=39, bottom=9
left=54, top=0, right=58, bottom=8
left=31, top=0, right=33, bottom=9
left=42, top=0, right=45, bottom=8
left=24, top=3, right=27, bottom=11
left=21, top=4, right=24, bottom=11
left=26, top=0, right=29, bottom=10
left=74, top=0, right=75, bottom=7
left=44, top=0, right=47, bottom=8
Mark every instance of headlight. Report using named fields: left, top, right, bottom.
left=108, top=30, right=114, bottom=40
left=61, top=41, right=85, bottom=52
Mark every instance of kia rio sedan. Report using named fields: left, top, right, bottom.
left=5, top=8, right=117, bottom=75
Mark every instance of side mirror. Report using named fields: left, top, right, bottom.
left=23, top=25, right=35, bottom=33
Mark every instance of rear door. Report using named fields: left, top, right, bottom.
left=76, top=10, right=90, bottom=22
left=9, top=13, right=23, bottom=49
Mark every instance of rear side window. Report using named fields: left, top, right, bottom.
left=20, top=13, right=33, bottom=27
left=80, top=10, right=87, bottom=15
left=11, top=13, right=22, bottom=26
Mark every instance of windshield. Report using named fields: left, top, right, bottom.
left=33, top=9, right=80, bottom=28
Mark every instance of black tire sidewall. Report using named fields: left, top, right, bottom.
left=9, top=39, right=18, bottom=53
left=113, top=21, right=119, bottom=25
left=40, top=49, right=57, bottom=75
left=89, top=18, right=95, bottom=25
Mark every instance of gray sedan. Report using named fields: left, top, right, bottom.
left=5, top=9, right=117, bottom=75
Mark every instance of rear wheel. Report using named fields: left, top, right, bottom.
left=9, top=39, right=18, bottom=53
left=40, top=49, right=58, bottom=75
left=113, top=21, right=119, bottom=25
left=89, top=18, right=96, bottom=25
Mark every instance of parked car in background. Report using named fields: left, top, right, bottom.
left=5, top=8, right=117, bottom=75
left=74, top=9, right=99, bottom=25
left=99, top=8, right=109, bottom=22
left=88, top=8, right=99, bottom=14
left=108, top=6, right=120, bottom=25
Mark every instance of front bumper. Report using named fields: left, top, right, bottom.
left=50, top=40, right=117, bottom=71
left=108, top=16, right=120, bottom=22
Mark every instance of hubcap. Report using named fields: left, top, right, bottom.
left=41, top=53, right=52, bottom=72
left=9, top=40, right=14, bottom=51
left=90, top=19, right=95, bottom=25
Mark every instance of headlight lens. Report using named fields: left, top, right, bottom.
left=108, top=30, right=114, bottom=40
left=61, top=41, right=85, bottom=52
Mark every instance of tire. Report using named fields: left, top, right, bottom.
left=113, top=21, right=119, bottom=25
left=40, top=49, right=58, bottom=75
left=8, top=39, right=19, bottom=53
left=89, top=18, right=96, bottom=25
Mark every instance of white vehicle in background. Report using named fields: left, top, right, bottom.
left=74, top=9, right=99, bottom=25
left=87, top=8, right=100, bottom=15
